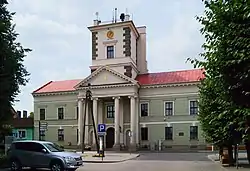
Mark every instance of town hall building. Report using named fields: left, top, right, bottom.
left=32, top=12, right=205, bottom=151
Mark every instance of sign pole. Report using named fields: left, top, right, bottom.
left=38, top=121, right=41, bottom=141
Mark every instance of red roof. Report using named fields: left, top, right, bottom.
left=33, top=79, right=82, bottom=94
left=136, top=69, right=204, bottom=85
left=33, top=69, right=204, bottom=94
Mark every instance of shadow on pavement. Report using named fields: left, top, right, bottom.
left=136, top=153, right=211, bottom=161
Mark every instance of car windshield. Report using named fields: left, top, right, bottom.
left=43, top=143, right=64, bottom=152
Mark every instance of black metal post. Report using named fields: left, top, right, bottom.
left=82, top=97, right=88, bottom=154
left=38, top=121, right=41, bottom=141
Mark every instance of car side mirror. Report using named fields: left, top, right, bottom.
left=42, top=149, right=47, bottom=153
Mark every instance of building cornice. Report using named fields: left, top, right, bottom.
left=77, top=83, right=137, bottom=90
left=32, top=91, right=78, bottom=97
left=140, top=81, right=200, bottom=89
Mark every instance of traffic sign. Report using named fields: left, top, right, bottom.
left=39, top=122, right=48, bottom=131
left=98, top=124, right=106, bottom=133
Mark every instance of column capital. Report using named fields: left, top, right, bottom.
left=128, top=95, right=137, bottom=99
left=112, top=96, right=120, bottom=100
left=91, top=97, right=98, bottom=101
left=77, top=97, right=85, bottom=102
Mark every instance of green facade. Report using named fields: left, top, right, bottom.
left=12, top=127, right=34, bottom=140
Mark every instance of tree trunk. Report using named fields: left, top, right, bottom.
left=228, top=145, right=234, bottom=165
left=246, top=143, right=250, bottom=164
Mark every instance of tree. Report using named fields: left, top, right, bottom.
left=189, top=0, right=250, bottom=164
left=28, top=112, right=34, bottom=119
left=0, top=1, right=31, bottom=130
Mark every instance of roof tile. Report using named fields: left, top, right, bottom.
left=136, top=69, right=204, bottom=85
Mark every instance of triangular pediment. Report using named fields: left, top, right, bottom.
left=75, top=66, right=138, bottom=89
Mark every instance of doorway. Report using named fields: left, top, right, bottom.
left=125, top=129, right=131, bottom=147
left=106, top=127, right=115, bottom=148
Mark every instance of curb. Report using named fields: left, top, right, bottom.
left=84, top=154, right=140, bottom=163
left=207, top=155, right=229, bottom=171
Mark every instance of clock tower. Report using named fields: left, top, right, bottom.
left=88, top=11, right=148, bottom=79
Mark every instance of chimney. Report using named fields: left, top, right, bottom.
left=17, top=111, right=21, bottom=118
left=125, top=14, right=130, bottom=21
left=23, top=110, right=27, bottom=118
left=93, top=20, right=99, bottom=26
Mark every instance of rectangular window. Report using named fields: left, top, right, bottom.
left=190, top=126, right=198, bottom=140
left=164, top=101, right=174, bottom=116
left=190, top=100, right=198, bottom=115
left=76, top=129, right=79, bottom=143
left=40, top=130, right=45, bottom=141
left=40, top=108, right=45, bottom=120
left=18, top=130, right=26, bottom=139
left=141, top=127, right=148, bottom=141
left=76, top=106, right=79, bottom=120
left=165, top=127, right=173, bottom=140
left=140, top=103, right=149, bottom=117
left=58, top=129, right=64, bottom=141
left=58, top=107, right=64, bottom=120
left=107, top=46, right=114, bottom=59
left=107, top=104, right=115, bottom=118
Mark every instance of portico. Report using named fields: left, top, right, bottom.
left=77, top=93, right=138, bottom=150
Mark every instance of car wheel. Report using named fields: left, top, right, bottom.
left=50, top=161, right=64, bottom=171
left=10, top=159, right=22, bottom=171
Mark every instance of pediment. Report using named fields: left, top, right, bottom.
left=75, top=66, right=138, bottom=89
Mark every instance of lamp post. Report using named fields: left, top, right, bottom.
left=81, top=84, right=100, bottom=154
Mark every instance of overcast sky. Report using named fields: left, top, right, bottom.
left=8, top=0, right=205, bottom=113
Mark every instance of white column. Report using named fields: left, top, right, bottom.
left=93, top=98, right=98, bottom=128
left=77, top=98, right=83, bottom=146
left=120, top=98, right=124, bottom=144
left=98, top=100, right=103, bottom=124
left=92, top=98, right=98, bottom=146
left=84, top=102, right=89, bottom=144
left=114, top=96, right=120, bottom=146
left=136, top=98, right=139, bottom=144
left=130, top=96, right=136, bottom=145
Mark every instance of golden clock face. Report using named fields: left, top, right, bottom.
left=107, top=30, right=114, bottom=39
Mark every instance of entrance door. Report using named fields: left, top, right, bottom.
left=106, top=127, right=115, bottom=148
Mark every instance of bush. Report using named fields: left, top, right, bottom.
left=0, top=154, right=8, bottom=168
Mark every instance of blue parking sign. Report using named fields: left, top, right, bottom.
left=98, top=124, right=106, bottom=133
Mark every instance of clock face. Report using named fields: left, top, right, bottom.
left=107, top=30, right=114, bottom=39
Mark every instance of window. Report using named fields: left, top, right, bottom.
left=58, top=129, right=64, bottom=141
left=165, top=127, right=173, bottom=140
left=190, top=126, right=198, bottom=140
left=190, top=100, right=198, bottom=115
left=107, top=104, right=115, bottom=118
left=40, top=130, right=45, bottom=141
left=76, top=129, right=79, bottom=143
left=140, top=103, right=149, bottom=117
left=58, top=107, right=64, bottom=120
left=76, top=106, right=79, bottom=120
left=40, top=108, right=45, bottom=120
left=164, top=101, right=174, bottom=116
left=43, top=143, right=64, bottom=152
left=107, top=46, right=114, bottom=58
left=141, top=127, right=148, bottom=141
left=18, top=130, right=26, bottom=139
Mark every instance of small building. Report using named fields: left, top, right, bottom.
left=12, top=112, right=34, bottom=141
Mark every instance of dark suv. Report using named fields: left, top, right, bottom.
left=7, top=140, right=83, bottom=171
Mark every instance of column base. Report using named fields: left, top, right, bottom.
left=129, top=144, right=137, bottom=152
left=113, top=144, right=121, bottom=151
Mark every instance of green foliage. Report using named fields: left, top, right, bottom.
left=0, top=1, right=31, bottom=127
left=28, top=112, right=34, bottom=118
left=189, top=0, right=250, bottom=145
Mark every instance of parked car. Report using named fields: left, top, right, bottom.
left=7, top=140, right=83, bottom=171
